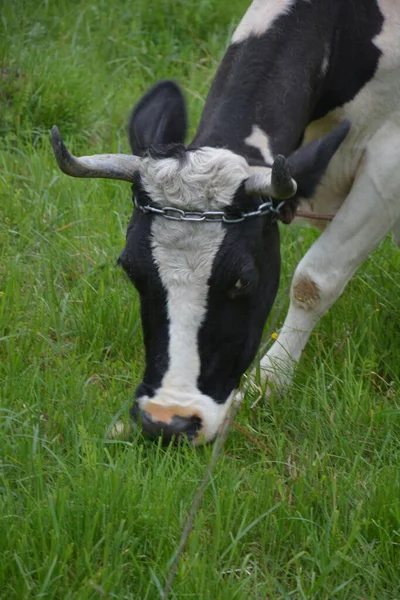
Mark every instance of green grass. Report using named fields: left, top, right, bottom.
left=1, top=1, right=399, bottom=598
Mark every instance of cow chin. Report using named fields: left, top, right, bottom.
left=132, top=388, right=235, bottom=445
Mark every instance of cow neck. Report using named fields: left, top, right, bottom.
left=192, top=1, right=337, bottom=163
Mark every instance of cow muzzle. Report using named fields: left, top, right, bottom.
left=131, top=402, right=202, bottom=444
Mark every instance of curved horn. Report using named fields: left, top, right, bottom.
left=51, top=126, right=141, bottom=182
left=245, top=155, right=297, bottom=199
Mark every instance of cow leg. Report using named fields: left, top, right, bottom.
left=259, top=121, right=400, bottom=393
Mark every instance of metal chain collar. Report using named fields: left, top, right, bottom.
left=134, top=196, right=286, bottom=224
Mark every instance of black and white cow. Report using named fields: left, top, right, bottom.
left=52, top=0, right=400, bottom=444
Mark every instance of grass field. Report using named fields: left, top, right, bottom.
left=1, top=1, right=400, bottom=598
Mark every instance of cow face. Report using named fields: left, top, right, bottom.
left=120, top=151, right=282, bottom=444
left=118, top=81, right=350, bottom=444
left=50, top=80, right=349, bottom=445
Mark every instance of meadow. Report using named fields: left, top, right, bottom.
left=1, top=0, right=400, bottom=598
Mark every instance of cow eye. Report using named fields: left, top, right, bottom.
left=235, top=279, right=246, bottom=290
left=228, top=278, right=251, bottom=298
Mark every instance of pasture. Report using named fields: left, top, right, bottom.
left=1, top=0, right=400, bottom=597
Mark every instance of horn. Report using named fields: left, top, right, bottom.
left=51, top=126, right=141, bottom=182
left=245, top=155, right=297, bottom=199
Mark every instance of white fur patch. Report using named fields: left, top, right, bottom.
left=232, top=0, right=297, bottom=44
left=245, top=125, right=274, bottom=164
left=373, top=0, right=400, bottom=70
left=136, top=148, right=250, bottom=442
left=151, top=219, right=223, bottom=391
left=140, top=147, right=249, bottom=211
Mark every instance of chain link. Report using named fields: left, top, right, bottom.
left=134, top=197, right=285, bottom=224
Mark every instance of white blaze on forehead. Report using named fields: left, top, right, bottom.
left=232, top=0, right=297, bottom=44
left=137, top=148, right=249, bottom=439
left=245, top=125, right=274, bottom=164
left=151, top=219, right=223, bottom=391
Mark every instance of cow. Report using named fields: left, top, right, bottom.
left=51, top=0, right=400, bottom=445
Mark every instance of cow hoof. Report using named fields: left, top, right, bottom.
left=258, top=355, right=295, bottom=397
left=108, top=420, right=133, bottom=440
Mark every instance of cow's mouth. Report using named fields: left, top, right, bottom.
left=131, top=401, right=203, bottom=444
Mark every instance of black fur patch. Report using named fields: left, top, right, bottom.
left=197, top=205, right=281, bottom=403
left=146, top=143, right=188, bottom=161
left=312, top=1, right=384, bottom=121
left=193, top=0, right=383, bottom=160
left=118, top=204, right=170, bottom=396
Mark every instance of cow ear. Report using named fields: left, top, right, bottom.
left=288, top=120, right=351, bottom=199
left=128, top=80, right=187, bottom=156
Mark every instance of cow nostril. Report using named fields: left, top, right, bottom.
left=183, top=415, right=202, bottom=440
left=135, top=408, right=202, bottom=443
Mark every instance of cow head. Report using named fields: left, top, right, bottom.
left=51, top=81, right=349, bottom=444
